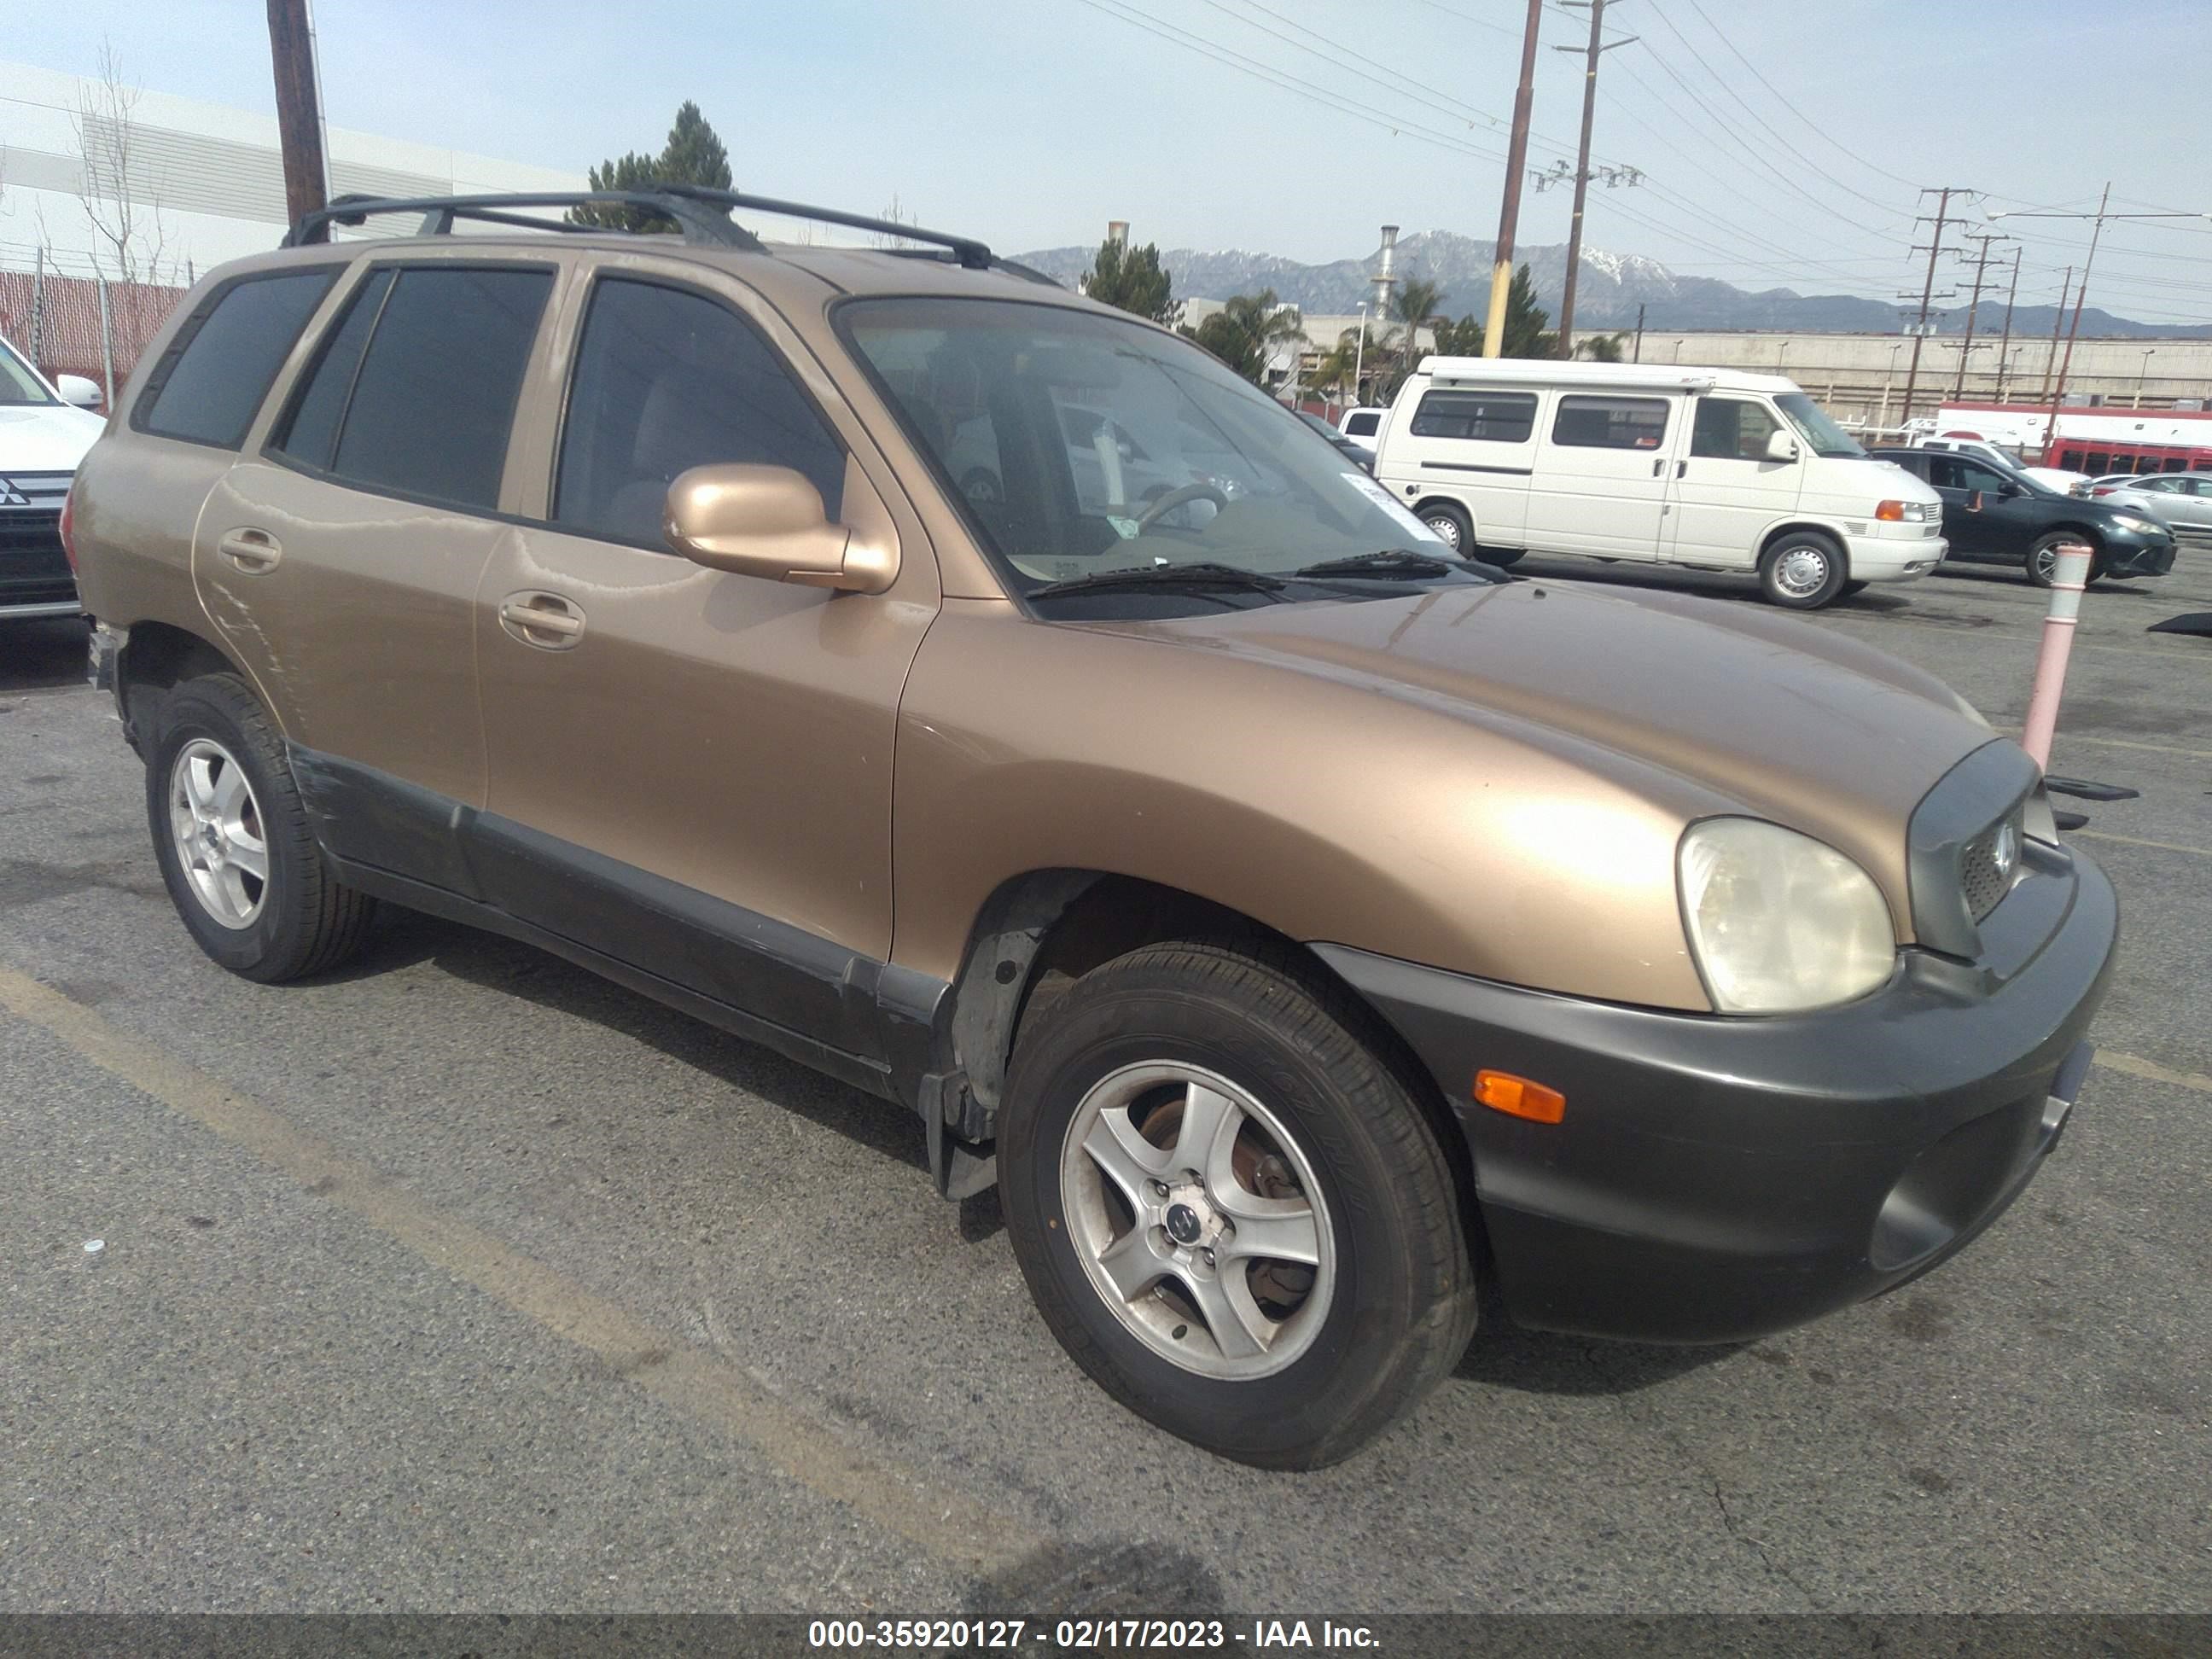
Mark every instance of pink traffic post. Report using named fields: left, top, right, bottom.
left=2019, top=543, right=2093, bottom=770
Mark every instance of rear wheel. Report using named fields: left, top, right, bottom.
left=146, top=674, right=376, bottom=982
left=999, top=939, right=1476, bottom=1468
left=1757, top=530, right=1848, bottom=609
left=1417, top=500, right=1474, bottom=555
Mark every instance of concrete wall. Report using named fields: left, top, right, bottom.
left=1, top=59, right=582, bottom=283
left=1580, top=328, right=2212, bottom=428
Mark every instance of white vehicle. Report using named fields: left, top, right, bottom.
left=1918, top=435, right=2088, bottom=498
left=1372, top=358, right=1947, bottom=609
left=1, top=335, right=105, bottom=621
left=1336, top=405, right=1389, bottom=457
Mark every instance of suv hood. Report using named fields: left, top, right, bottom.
left=0, top=402, right=104, bottom=471
left=1120, top=578, right=2001, bottom=922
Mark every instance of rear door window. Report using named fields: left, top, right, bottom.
left=551, top=277, right=846, bottom=548
left=134, top=268, right=339, bottom=448
left=1552, top=395, right=1668, bottom=451
left=272, top=265, right=552, bottom=511
left=1408, top=390, right=1537, bottom=443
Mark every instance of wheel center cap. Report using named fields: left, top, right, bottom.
left=200, top=824, right=224, bottom=858
left=1164, top=1202, right=1203, bottom=1246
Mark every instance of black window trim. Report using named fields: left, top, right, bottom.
left=1407, top=387, right=1539, bottom=445
left=546, top=269, right=852, bottom=557
left=129, top=265, right=345, bottom=451
left=1550, top=392, right=1672, bottom=451
left=256, top=256, right=560, bottom=522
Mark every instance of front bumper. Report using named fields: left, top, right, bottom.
left=1317, top=841, right=2117, bottom=1344
left=1842, top=524, right=1947, bottom=582
left=2101, top=529, right=2174, bottom=579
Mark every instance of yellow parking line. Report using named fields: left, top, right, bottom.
left=0, top=965, right=1034, bottom=1574
left=2074, top=828, right=2212, bottom=859
left=2097, top=1050, right=2212, bottom=1097
left=2023, top=731, right=2212, bottom=762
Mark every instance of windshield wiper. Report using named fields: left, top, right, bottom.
left=1290, top=548, right=1461, bottom=579
left=1026, top=562, right=1289, bottom=600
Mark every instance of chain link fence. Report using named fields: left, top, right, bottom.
left=0, top=247, right=191, bottom=409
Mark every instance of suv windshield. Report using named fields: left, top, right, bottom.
left=840, top=297, right=1454, bottom=601
left=1774, top=393, right=1863, bottom=458
left=0, top=338, right=58, bottom=407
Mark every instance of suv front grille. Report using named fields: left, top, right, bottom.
left=0, top=472, right=77, bottom=607
left=1959, top=806, right=2025, bottom=922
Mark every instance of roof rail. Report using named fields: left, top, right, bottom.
left=280, top=185, right=1006, bottom=272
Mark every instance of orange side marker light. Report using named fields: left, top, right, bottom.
left=1474, top=1069, right=1566, bottom=1125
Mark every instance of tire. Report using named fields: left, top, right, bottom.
left=2027, top=533, right=2104, bottom=588
left=1416, top=501, right=1474, bottom=555
left=999, top=939, right=1477, bottom=1469
left=145, top=673, right=376, bottom=983
left=1840, top=579, right=1870, bottom=597
left=1757, top=530, right=1848, bottom=609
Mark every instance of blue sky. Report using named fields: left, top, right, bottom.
left=15, top=0, right=2212, bottom=323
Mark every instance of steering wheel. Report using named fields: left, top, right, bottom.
left=1135, top=481, right=1231, bottom=531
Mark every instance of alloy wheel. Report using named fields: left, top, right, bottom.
left=166, top=737, right=269, bottom=929
left=1058, top=1061, right=1336, bottom=1380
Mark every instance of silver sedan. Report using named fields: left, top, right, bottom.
left=2088, top=473, right=2212, bottom=533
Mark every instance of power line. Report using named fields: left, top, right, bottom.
left=1672, top=0, right=1924, bottom=189
left=1639, top=3, right=1914, bottom=223
left=1608, top=51, right=1909, bottom=240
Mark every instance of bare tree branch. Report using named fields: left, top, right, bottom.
left=73, top=41, right=172, bottom=288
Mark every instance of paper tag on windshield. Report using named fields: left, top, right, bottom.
left=1106, top=515, right=1141, bottom=540
left=1342, top=471, right=1447, bottom=544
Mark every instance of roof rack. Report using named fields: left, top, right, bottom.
left=280, top=184, right=1016, bottom=276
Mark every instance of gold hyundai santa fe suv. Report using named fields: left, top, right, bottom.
left=67, top=188, right=2116, bottom=1467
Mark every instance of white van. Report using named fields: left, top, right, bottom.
left=1372, top=358, right=1947, bottom=608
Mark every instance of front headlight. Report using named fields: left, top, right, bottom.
left=2113, top=513, right=2161, bottom=535
left=1677, top=818, right=1896, bottom=1014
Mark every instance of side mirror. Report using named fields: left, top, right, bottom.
left=663, top=463, right=896, bottom=594
left=1966, top=490, right=1984, bottom=513
left=55, top=373, right=103, bottom=410
left=1763, top=428, right=1800, bottom=463
left=1998, top=480, right=2022, bottom=498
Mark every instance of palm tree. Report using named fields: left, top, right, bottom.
left=1310, top=331, right=1363, bottom=406
left=1391, top=278, right=1445, bottom=375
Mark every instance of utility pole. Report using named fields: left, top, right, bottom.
left=2044, top=181, right=2112, bottom=433
left=266, top=0, right=330, bottom=228
left=1951, top=231, right=2009, bottom=399
left=1897, top=185, right=1968, bottom=431
left=1482, top=0, right=1545, bottom=358
left=1991, top=244, right=2023, bottom=403
left=2034, top=265, right=2072, bottom=434
left=1552, top=0, right=1639, bottom=357
left=1631, top=301, right=1645, bottom=363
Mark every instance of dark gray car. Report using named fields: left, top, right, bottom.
left=1873, top=446, right=2175, bottom=585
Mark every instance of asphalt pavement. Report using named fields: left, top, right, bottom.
left=2, top=546, right=2208, bottom=1616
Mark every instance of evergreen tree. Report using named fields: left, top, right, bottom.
left=569, top=102, right=734, bottom=233
left=1084, top=238, right=1176, bottom=324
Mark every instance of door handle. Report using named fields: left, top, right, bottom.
left=216, top=528, right=282, bottom=572
left=1652, top=457, right=1665, bottom=477
left=1676, top=460, right=1688, bottom=478
left=498, top=591, right=586, bottom=650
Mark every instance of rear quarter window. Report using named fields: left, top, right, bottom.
left=1408, top=390, right=1537, bottom=443
left=133, top=269, right=340, bottom=449
left=1344, top=412, right=1380, bottom=437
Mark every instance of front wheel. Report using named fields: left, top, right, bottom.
left=2028, top=533, right=2104, bottom=587
left=1757, top=531, right=1848, bottom=609
left=999, top=940, right=1476, bottom=1469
